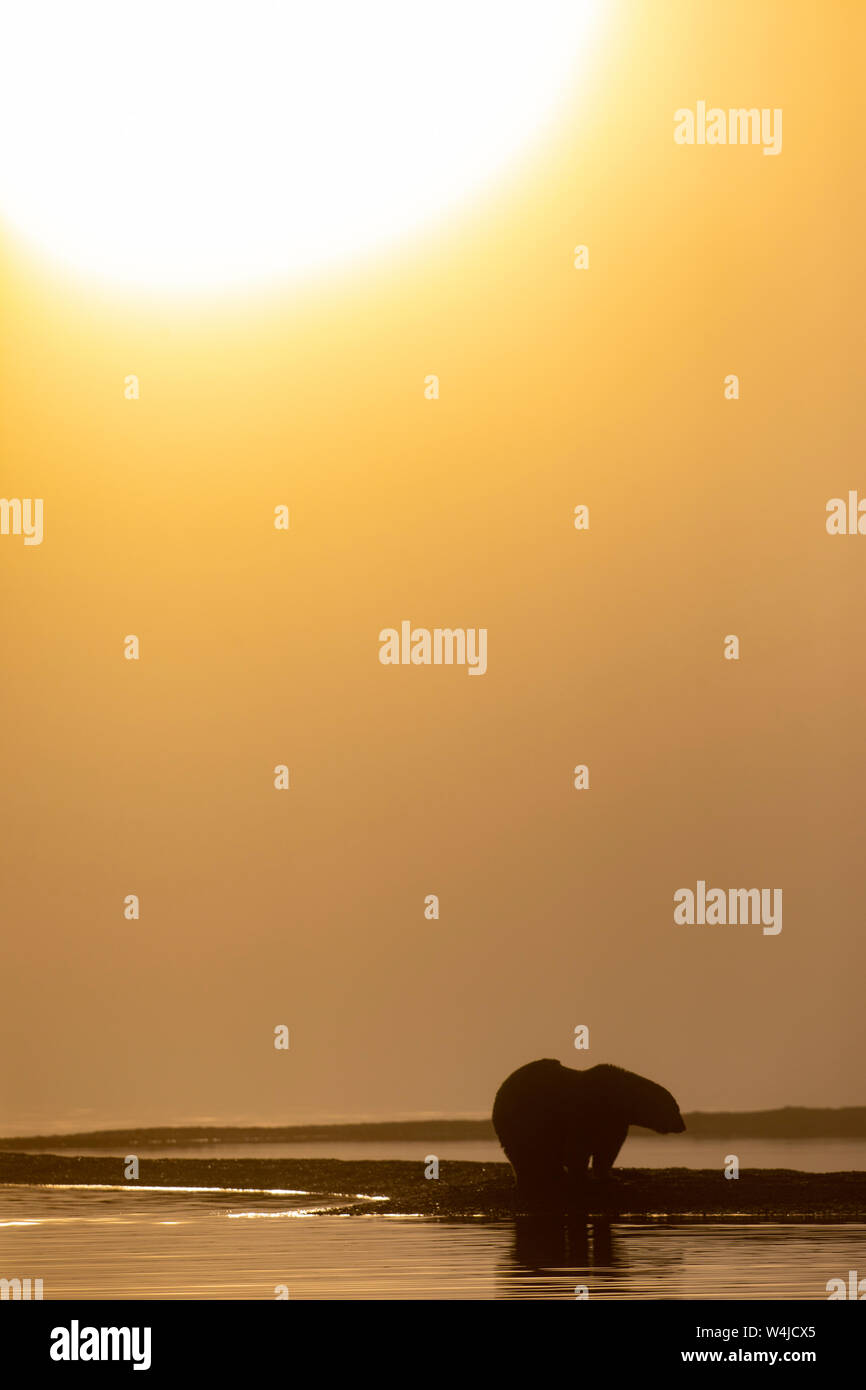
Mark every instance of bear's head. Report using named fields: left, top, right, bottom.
left=584, top=1064, right=687, bottom=1133
left=639, top=1081, right=686, bottom=1134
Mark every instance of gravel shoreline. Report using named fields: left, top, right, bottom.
left=1, top=1152, right=864, bottom=1220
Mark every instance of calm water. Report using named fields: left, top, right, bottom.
left=18, top=1138, right=866, bottom=1171
left=1, top=1186, right=863, bottom=1300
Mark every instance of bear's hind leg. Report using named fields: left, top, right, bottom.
left=512, top=1154, right=567, bottom=1213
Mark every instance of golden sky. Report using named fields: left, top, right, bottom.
left=0, top=0, right=863, bottom=1130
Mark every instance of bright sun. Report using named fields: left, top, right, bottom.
left=0, top=2, right=598, bottom=291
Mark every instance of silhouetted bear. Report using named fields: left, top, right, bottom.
left=492, top=1058, right=685, bottom=1210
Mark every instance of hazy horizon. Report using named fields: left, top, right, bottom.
left=4, top=1099, right=866, bottom=1144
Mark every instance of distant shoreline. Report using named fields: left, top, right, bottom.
left=1, top=1153, right=864, bottom=1220
left=2, top=1107, right=866, bottom=1148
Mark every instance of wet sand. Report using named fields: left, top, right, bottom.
left=1, top=1152, right=864, bottom=1220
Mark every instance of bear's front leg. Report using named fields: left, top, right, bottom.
left=589, top=1124, right=628, bottom=1212
left=564, top=1148, right=591, bottom=1214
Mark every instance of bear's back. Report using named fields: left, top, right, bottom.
left=492, top=1059, right=588, bottom=1156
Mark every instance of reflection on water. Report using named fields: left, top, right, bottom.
left=1, top=1186, right=863, bottom=1300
